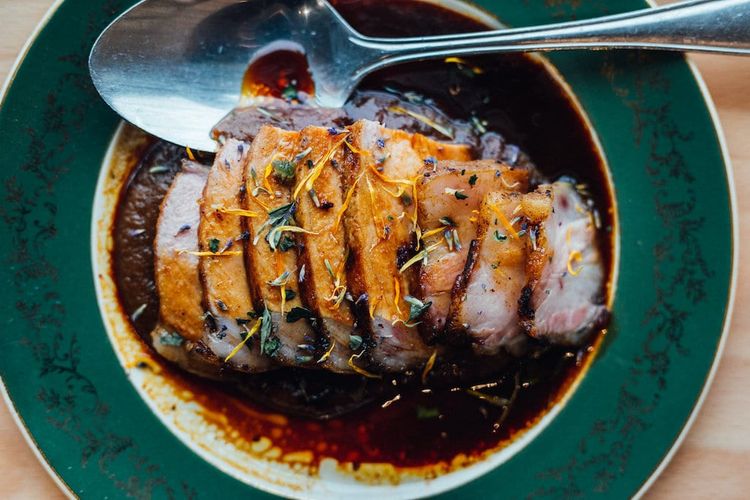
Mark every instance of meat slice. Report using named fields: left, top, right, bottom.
left=292, top=126, right=361, bottom=373
left=152, top=161, right=226, bottom=378
left=417, top=160, right=529, bottom=342
left=198, top=139, right=274, bottom=373
left=340, top=120, right=471, bottom=372
left=242, top=125, right=317, bottom=365
left=154, top=161, right=208, bottom=342
left=446, top=188, right=552, bottom=356
left=520, top=181, right=608, bottom=345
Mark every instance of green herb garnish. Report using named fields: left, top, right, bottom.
left=272, top=159, right=295, bottom=183
left=349, top=335, right=363, bottom=350
left=439, top=216, right=455, bottom=227
left=267, top=270, right=291, bottom=287
left=278, top=235, right=296, bottom=252
left=254, top=202, right=296, bottom=246
left=159, top=331, right=184, bottom=346
left=208, top=238, right=220, bottom=253
left=286, top=306, right=313, bottom=323
left=259, top=307, right=278, bottom=356
left=444, top=187, right=468, bottom=200
left=468, top=174, right=478, bottom=186
left=416, top=406, right=439, bottom=419
left=263, top=336, right=281, bottom=357
left=404, top=295, right=432, bottom=324
left=281, top=82, right=298, bottom=101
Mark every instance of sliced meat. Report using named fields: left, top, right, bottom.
left=446, top=188, right=552, bottom=356
left=198, top=139, right=274, bottom=373
left=152, top=161, right=227, bottom=377
left=154, top=161, right=208, bottom=342
left=521, top=180, right=608, bottom=345
left=242, top=125, right=317, bottom=365
left=417, top=160, right=529, bottom=342
left=340, top=120, right=471, bottom=372
left=292, top=126, right=361, bottom=373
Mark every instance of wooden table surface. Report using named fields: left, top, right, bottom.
left=1, top=1, right=748, bottom=498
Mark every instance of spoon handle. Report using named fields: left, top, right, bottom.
left=352, top=0, right=750, bottom=75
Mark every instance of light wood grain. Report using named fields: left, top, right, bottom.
left=1, top=1, right=748, bottom=498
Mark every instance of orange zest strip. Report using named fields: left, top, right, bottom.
left=225, top=318, right=262, bottom=362
left=333, top=170, right=366, bottom=232
left=421, top=350, right=438, bottom=384
left=348, top=352, right=381, bottom=379
left=317, top=340, right=336, bottom=364
left=567, top=250, right=583, bottom=276
left=489, top=204, right=520, bottom=239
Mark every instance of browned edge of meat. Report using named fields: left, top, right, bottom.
left=517, top=186, right=555, bottom=334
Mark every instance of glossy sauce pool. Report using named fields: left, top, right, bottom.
left=110, top=0, right=614, bottom=472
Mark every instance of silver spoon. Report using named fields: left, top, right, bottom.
left=89, top=0, right=750, bottom=151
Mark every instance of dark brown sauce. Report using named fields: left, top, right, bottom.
left=242, top=48, right=314, bottom=102
left=111, top=0, right=614, bottom=469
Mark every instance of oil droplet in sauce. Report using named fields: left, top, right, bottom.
left=241, top=48, right=315, bottom=103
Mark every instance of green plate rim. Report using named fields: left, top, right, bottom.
left=632, top=56, right=738, bottom=497
left=0, top=0, right=737, bottom=498
left=0, top=2, right=77, bottom=496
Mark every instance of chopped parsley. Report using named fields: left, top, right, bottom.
left=264, top=337, right=281, bottom=357
left=468, top=174, right=478, bottom=186
left=208, top=238, right=220, bottom=253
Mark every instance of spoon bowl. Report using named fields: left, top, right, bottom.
left=90, top=0, right=361, bottom=151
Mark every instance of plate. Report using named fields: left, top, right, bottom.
left=0, top=0, right=735, bottom=498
